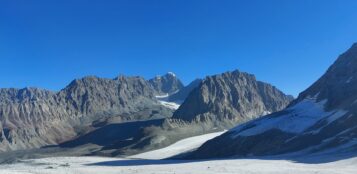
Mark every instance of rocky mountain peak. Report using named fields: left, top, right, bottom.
left=148, top=72, right=184, bottom=95
left=173, top=70, right=292, bottom=122
left=166, top=72, right=176, bottom=77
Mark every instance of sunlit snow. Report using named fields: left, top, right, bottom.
left=0, top=155, right=356, bottom=174
left=130, top=131, right=226, bottom=159
left=231, top=98, right=348, bottom=137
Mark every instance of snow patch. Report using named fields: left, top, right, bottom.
left=156, top=94, right=181, bottom=110
left=262, top=111, right=271, bottom=116
left=156, top=94, right=169, bottom=99
left=325, top=110, right=349, bottom=124
left=158, top=100, right=180, bottom=110
left=130, top=131, right=226, bottom=159
left=346, top=77, right=353, bottom=83
left=231, top=98, right=348, bottom=137
left=167, top=72, right=176, bottom=77
left=155, top=75, right=162, bottom=80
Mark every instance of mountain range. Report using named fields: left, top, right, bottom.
left=0, top=76, right=173, bottom=152
left=0, top=69, right=291, bottom=159
left=3, top=43, right=357, bottom=162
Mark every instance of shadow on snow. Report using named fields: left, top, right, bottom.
left=86, top=150, right=357, bottom=167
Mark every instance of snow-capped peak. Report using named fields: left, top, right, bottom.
left=167, top=72, right=176, bottom=77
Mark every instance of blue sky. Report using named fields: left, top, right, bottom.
left=1, top=0, right=357, bottom=96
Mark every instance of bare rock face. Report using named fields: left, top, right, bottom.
left=0, top=76, right=173, bottom=152
left=173, top=70, right=293, bottom=123
left=188, top=43, right=357, bottom=159
left=148, top=72, right=184, bottom=95
left=168, top=79, right=202, bottom=103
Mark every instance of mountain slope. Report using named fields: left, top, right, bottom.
left=173, top=70, right=292, bottom=122
left=0, top=76, right=173, bottom=152
left=148, top=72, right=184, bottom=95
left=167, top=79, right=202, bottom=103
left=188, top=43, right=357, bottom=159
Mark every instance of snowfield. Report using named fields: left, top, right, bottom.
left=1, top=131, right=357, bottom=174
left=130, top=131, right=226, bottom=159
left=158, top=100, right=180, bottom=110
left=231, top=98, right=348, bottom=137
left=156, top=94, right=181, bottom=110
left=1, top=156, right=357, bottom=174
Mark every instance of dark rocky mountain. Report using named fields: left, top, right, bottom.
left=148, top=72, right=184, bottom=95
left=0, top=76, right=173, bottom=152
left=167, top=79, right=202, bottom=103
left=188, top=43, right=357, bottom=159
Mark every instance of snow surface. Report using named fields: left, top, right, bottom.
left=167, top=72, right=176, bottom=77
left=158, top=100, right=181, bottom=110
left=155, top=94, right=169, bottom=99
left=346, top=77, right=353, bottom=83
left=1, top=156, right=357, bottom=174
left=1, top=130, right=356, bottom=174
left=130, top=131, right=226, bottom=159
left=232, top=98, right=348, bottom=137
left=156, top=94, right=181, bottom=110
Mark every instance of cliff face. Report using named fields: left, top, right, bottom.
left=168, top=79, right=202, bottom=103
left=148, top=72, right=184, bottom=95
left=173, top=70, right=292, bottom=122
left=0, top=76, right=173, bottom=152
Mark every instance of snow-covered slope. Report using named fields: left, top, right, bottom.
left=130, top=131, right=225, bottom=159
left=0, top=155, right=357, bottom=174
left=188, top=43, right=357, bottom=159
left=155, top=94, right=181, bottom=110
left=232, top=97, right=347, bottom=137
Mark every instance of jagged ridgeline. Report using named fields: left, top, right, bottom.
left=0, top=70, right=292, bottom=157
left=188, top=43, right=357, bottom=159
left=0, top=76, right=173, bottom=152
left=109, top=70, right=292, bottom=155
left=173, top=70, right=293, bottom=122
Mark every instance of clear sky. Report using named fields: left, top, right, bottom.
left=1, top=0, right=357, bottom=96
